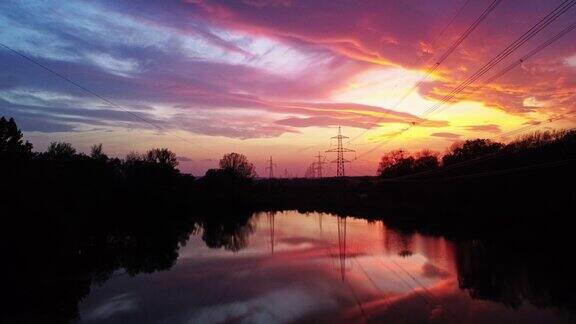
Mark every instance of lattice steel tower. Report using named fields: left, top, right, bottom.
left=326, top=127, right=355, bottom=177
left=265, top=156, right=276, bottom=178
left=314, top=152, right=327, bottom=178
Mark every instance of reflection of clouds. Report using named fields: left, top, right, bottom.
left=421, top=263, right=450, bottom=279
left=362, top=277, right=570, bottom=324
left=81, top=211, right=573, bottom=323
left=187, top=287, right=337, bottom=324
left=84, top=293, right=137, bottom=321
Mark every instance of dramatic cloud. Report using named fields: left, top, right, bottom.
left=1, top=0, right=575, bottom=174
left=462, top=124, right=502, bottom=133
left=431, top=132, right=462, bottom=139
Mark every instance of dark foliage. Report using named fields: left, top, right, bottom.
left=378, top=149, right=440, bottom=177
left=443, top=138, right=504, bottom=165
left=1, top=116, right=576, bottom=323
left=198, top=152, right=257, bottom=205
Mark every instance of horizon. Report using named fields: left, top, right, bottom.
left=1, top=0, right=576, bottom=176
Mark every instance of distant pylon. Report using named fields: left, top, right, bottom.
left=314, top=152, right=327, bottom=178
left=305, top=162, right=317, bottom=178
left=326, top=126, right=355, bottom=177
left=265, top=156, right=277, bottom=178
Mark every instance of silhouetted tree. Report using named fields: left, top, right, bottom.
left=0, top=116, right=32, bottom=158
left=201, top=211, right=255, bottom=252
left=442, top=139, right=503, bottom=165
left=90, top=143, right=108, bottom=160
left=119, top=148, right=181, bottom=191
left=146, top=148, right=178, bottom=168
left=377, top=149, right=415, bottom=177
left=413, top=149, right=439, bottom=172
left=125, top=151, right=144, bottom=163
left=219, top=152, right=257, bottom=179
left=198, top=153, right=257, bottom=205
left=46, top=142, right=77, bottom=159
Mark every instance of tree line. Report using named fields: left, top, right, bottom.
left=377, top=130, right=576, bottom=178
left=1, top=116, right=264, bottom=217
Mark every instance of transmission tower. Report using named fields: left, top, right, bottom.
left=305, top=162, right=317, bottom=178
left=314, top=152, right=327, bottom=178
left=265, top=156, right=276, bottom=178
left=326, top=127, right=355, bottom=177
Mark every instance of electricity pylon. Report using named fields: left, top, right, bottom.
left=314, top=152, right=327, bottom=178
left=326, top=126, right=355, bottom=177
left=265, top=156, right=276, bottom=178
left=305, top=162, right=317, bottom=178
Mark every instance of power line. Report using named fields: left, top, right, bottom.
left=0, top=41, right=216, bottom=154
left=464, top=20, right=576, bottom=106
left=497, top=111, right=576, bottom=139
left=368, top=256, right=440, bottom=312
left=349, top=0, right=501, bottom=144
left=387, top=258, right=459, bottom=321
left=350, top=256, right=405, bottom=322
left=317, top=218, right=369, bottom=321
left=421, top=0, right=576, bottom=117
left=380, top=128, right=575, bottom=181
left=356, top=0, right=576, bottom=159
left=398, top=0, right=502, bottom=107
left=390, top=0, right=473, bottom=91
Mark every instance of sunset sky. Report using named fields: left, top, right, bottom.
left=1, top=0, right=575, bottom=176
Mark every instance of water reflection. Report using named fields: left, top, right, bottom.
left=2, top=211, right=574, bottom=323
left=80, top=212, right=573, bottom=323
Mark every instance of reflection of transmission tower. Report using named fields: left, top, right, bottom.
left=265, top=156, right=276, bottom=178
left=337, top=216, right=347, bottom=281
left=267, top=211, right=275, bottom=255
left=314, top=152, right=327, bottom=178
left=326, top=127, right=355, bottom=177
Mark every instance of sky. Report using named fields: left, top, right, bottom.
left=1, top=0, right=575, bottom=176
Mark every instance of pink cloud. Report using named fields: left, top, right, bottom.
left=462, top=124, right=501, bottom=133
left=183, top=0, right=576, bottom=120
left=431, top=132, right=462, bottom=139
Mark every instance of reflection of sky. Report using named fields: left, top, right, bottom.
left=77, top=211, right=571, bottom=323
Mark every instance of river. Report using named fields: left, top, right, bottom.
left=73, top=211, right=572, bottom=323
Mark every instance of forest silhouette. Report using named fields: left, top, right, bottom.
left=2, top=114, right=576, bottom=225
left=2, top=116, right=576, bottom=322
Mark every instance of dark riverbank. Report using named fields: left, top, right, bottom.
left=3, top=116, right=575, bottom=237
left=249, top=157, right=575, bottom=238
left=2, top=116, right=576, bottom=322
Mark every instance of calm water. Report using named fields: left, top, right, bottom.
left=74, top=211, right=572, bottom=324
